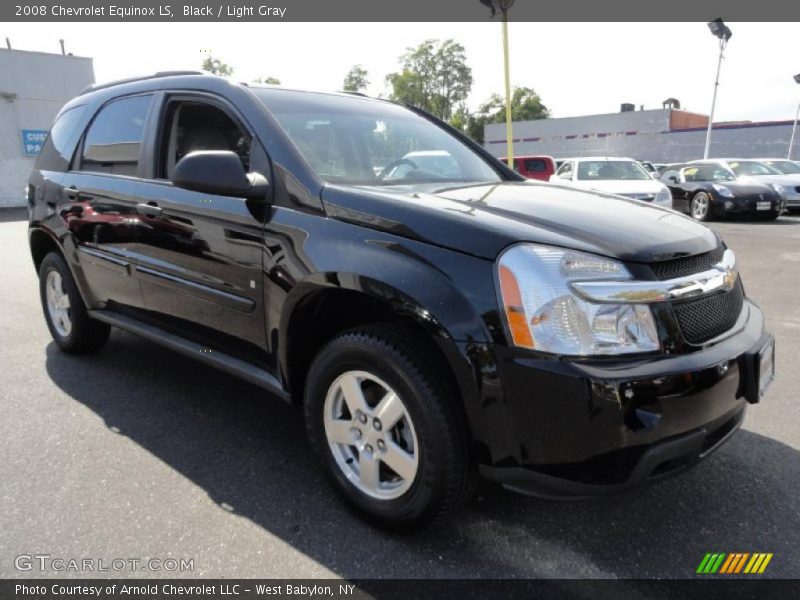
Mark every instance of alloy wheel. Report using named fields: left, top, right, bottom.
left=692, top=192, right=710, bottom=220
left=323, top=370, right=419, bottom=500
left=45, top=270, right=72, bottom=337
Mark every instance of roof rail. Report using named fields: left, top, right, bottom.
left=341, top=91, right=369, bottom=97
left=79, top=71, right=205, bottom=95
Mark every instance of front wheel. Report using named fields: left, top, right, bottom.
left=304, top=326, right=471, bottom=529
left=690, top=191, right=713, bottom=221
left=39, top=252, right=110, bottom=353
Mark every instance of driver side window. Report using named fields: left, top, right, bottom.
left=158, top=99, right=251, bottom=180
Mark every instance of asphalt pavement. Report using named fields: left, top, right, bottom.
left=1, top=206, right=798, bottom=579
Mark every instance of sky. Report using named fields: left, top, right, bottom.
left=3, top=21, right=799, bottom=123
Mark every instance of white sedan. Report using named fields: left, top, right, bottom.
left=550, top=157, right=673, bottom=208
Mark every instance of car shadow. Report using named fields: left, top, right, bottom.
left=44, top=332, right=799, bottom=579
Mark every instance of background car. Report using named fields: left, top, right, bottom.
left=636, top=160, right=658, bottom=177
left=381, top=150, right=462, bottom=181
left=550, top=157, right=673, bottom=207
left=660, top=162, right=784, bottom=221
left=755, top=158, right=800, bottom=179
left=694, top=159, right=800, bottom=212
left=499, top=154, right=556, bottom=181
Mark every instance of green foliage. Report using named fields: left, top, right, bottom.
left=386, top=39, right=473, bottom=122
left=201, top=56, right=234, bottom=77
left=453, top=87, right=550, bottom=144
left=254, top=76, right=281, bottom=85
left=343, top=65, right=369, bottom=92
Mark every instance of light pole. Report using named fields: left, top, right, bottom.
left=703, top=18, right=732, bottom=160
left=480, top=0, right=515, bottom=168
left=788, top=73, right=800, bottom=160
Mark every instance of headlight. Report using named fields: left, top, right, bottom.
left=654, top=187, right=672, bottom=207
left=769, top=184, right=785, bottom=198
left=712, top=184, right=735, bottom=198
left=497, top=244, right=660, bottom=355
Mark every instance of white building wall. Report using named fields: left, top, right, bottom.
left=485, top=111, right=799, bottom=163
left=0, top=49, right=94, bottom=207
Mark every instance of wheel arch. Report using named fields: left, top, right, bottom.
left=278, top=275, right=491, bottom=460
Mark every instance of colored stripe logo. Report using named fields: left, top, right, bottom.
left=696, top=553, right=773, bottom=574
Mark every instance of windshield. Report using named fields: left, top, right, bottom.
left=576, top=160, right=651, bottom=181
left=683, top=164, right=735, bottom=182
left=729, top=161, right=782, bottom=176
left=763, top=160, right=800, bottom=174
left=253, top=88, right=501, bottom=186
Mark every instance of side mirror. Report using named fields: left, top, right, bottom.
left=668, top=176, right=679, bottom=184
left=172, top=151, right=269, bottom=201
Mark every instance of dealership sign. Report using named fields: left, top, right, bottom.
left=21, top=129, right=48, bottom=156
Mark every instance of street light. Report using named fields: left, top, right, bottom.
left=788, top=73, right=800, bottom=160
left=703, top=18, right=733, bottom=160
left=480, top=0, right=515, bottom=168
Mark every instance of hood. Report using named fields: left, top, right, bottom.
left=568, top=179, right=666, bottom=196
left=321, top=181, right=719, bottom=263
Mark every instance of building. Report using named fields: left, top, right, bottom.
left=484, top=106, right=799, bottom=163
left=0, top=48, right=95, bottom=207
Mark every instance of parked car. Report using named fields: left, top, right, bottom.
left=28, top=73, right=774, bottom=528
left=691, top=159, right=799, bottom=212
left=550, top=157, right=673, bottom=207
left=499, top=155, right=556, bottom=181
left=756, top=158, right=800, bottom=178
left=636, top=160, right=658, bottom=176
left=660, top=163, right=784, bottom=221
left=381, top=150, right=462, bottom=181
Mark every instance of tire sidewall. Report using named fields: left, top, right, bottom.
left=305, top=336, right=448, bottom=525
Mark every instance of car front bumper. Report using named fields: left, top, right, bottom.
left=480, top=300, right=770, bottom=498
left=717, top=197, right=784, bottom=216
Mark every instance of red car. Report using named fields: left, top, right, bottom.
left=500, top=155, right=556, bottom=181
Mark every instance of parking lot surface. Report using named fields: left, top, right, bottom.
left=1, top=207, right=798, bottom=579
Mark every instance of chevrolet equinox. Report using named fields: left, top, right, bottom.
left=27, top=73, right=775, bottom=528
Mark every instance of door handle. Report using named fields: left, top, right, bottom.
left=65, top=187, right=79, bottom=199
left=136, top=202, right=163, bottom=217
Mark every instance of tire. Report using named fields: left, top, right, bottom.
left=690, top=191, right=713, bottom=222
left=39, top=252, right=110, bottom=354
left=304, top=325, right=470, bottom=529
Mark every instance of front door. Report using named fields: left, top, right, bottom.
left=131, top=94, right=269, bottom=366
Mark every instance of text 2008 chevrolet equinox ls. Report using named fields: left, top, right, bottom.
left=27, top=73, right=774, bottom=528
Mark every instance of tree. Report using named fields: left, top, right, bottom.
left=385, top=39, right=472, bottom=122
left=455, top=87, right=550, bottom=144
left=201, top=56, right=234, bottom=77
left=478, top=87, right=550, bottom=124
left=343, top=65, right=369, bottom=92
left=254, top=76, right=281, bottom=85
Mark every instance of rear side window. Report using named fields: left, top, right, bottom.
left=35, top=105, right=88, bottom=172
left=80, top=95, right=152, bottom=176
left=523, top=159, right=547, bottom=173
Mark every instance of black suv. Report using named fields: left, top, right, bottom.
left=28, top=73, right=774, bottom=528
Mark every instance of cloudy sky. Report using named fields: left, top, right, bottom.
left=3, top=21, right=799, bottom=122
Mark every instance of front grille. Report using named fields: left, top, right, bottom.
left=650, top=245, right=725, bottom=281
left=672, top=277, right=744, bottom=344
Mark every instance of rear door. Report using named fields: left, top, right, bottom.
left=63, top=94, right=153, bottom=310
left=131, top=93, right=269, bottom=366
